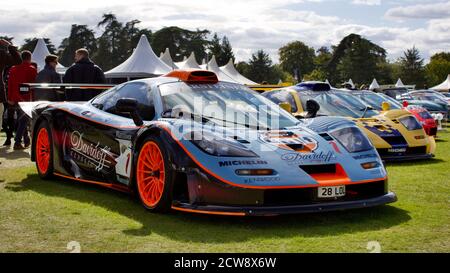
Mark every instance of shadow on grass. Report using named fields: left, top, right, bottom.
left=6, top=174, right=411, bottom=243
left=0, top=147, right=31, bottom=160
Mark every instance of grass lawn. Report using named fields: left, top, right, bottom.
left=0, top=130, right=449, bottom=253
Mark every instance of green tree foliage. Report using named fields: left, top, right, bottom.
left=0, top=36, right=14, bottom=43
left=303, top=69, right=327, bottom=82
left=327, top=34, right=387, bottom=85
left=425, top=52, right=450, bottom=87
left=94, top=14, right=125, bottom=70
left=58, top=24, right=97, bottom=66
left=207, top=33, right=235, bottom=66
left=20, top=38, right=57, bottom=54
left=397, top=47, right=426, bottom=88
left=279, top=41, right=315, bottom=81
left=152, top=26, right=209, bottom=63
left=242, top=50, right=280, bottom=84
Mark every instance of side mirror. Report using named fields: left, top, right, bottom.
left=305, top=99, right=320, bottom=118
left=116, top=98, right=143, bottom=126
left=279, top=102, right=292, bottom=113
left=381, top=101, right=391, bottom=111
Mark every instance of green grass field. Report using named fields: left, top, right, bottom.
left=0, top=130, right=449, bottom=253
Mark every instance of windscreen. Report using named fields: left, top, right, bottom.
left=159, top=82, right=299, bottom=130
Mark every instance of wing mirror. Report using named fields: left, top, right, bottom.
left=305, top=99, right=320, bottom=118
left=116, top=98, right=143, bottom=126
left=279, top=102, right=292, bottom=113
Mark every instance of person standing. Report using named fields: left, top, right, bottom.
left=35, top=54, right=62, bottom=101
left=7, top=50, right=37, bottom=150
left=0, top=39, right=21, bottom=159
left=63, top=48, right=105, bottom=101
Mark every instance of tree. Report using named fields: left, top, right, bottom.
left=327, top=34, right=388, bottom=85
left=58, top=24, right=97, bottom=66
left=244, top=50, right=279, bottom=84
left=207, top=33, right=235, bottom=66
left=152, top=26, right=209, bottom=63
left=279, top=41, right=315, bottom=81
left=20, top=38, right=57, bottom=54
left=425, top=52, right=450, bottom=87
left=0, top=36, right=14, bottom=43
left=398, top=47, right=426, bottom=88
left=94, top=13, right=125, bottom=70
left=303, top=69, right=327, bottom=82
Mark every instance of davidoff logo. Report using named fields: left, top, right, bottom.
left=281, top=151, right=335, bottom=164
left=70, top=131, right=113, bottom=171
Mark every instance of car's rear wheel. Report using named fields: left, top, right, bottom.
left=135, top=136, right=173, bottom=212
left=35, top=121, right=54, bottom=179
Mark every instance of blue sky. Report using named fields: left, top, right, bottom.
left=1, top=0, right=449, bottom=63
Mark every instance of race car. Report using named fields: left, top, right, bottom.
left=262, top=82, right=436, bottom=161
left=352, top=90, right=438, bottom=137
left=22, top=71, right=396, bottom=216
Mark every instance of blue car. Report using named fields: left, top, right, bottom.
left=23, top=70, right=396, bottom=216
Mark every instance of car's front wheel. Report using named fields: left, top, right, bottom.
left=135, top=136, right=174, bottom=212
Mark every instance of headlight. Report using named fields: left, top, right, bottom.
left=330, top=127, right=373, bottom=153
left=187, top=131, right=258, bottom=157
left=399, top=116, right=422, bottom=131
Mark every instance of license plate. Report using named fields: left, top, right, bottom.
left=388, top=148, right=407, bottom=153
left=318, top=186, right=346, bottom=198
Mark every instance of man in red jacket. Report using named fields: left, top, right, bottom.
left=8, top=50, right=37, bottom=150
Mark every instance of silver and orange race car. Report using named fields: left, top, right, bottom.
left=21, top=71, right=396, bottom=216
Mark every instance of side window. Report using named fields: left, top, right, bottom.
left=95, top=82, right=155, bottom=121
left=263, top=90, right=298, bottom=112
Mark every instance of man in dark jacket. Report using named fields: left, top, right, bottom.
left=0, top=39, right=21, bottom=154
left=35, top=54, right=62, bottom=101
left=63, top=48, right=106, bottom=101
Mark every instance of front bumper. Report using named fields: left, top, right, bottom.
left=381, top=153, right=434, bottom=162
left=172, top=192, right=397, bottom=216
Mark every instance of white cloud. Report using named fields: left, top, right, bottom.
left=385, top=1, right=450, bottom=20
left=0, top=0, right=448, bottom=64
left=351, top=0, right=381, bottom=6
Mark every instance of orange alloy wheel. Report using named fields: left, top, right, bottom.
left=36, top=127, right=51, bottom=174
left=137, top=141, right=166, bottom=207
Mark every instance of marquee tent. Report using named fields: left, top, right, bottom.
left=220, top=59, right=256, bottom=85
left=395, top=78, right=405, bottom=88
left=31, top=38, right=66, bottom=73
left=204, top=56, right=239, bottom=83
left=174, top=52, right=201, bottom=69
left=369, top=78, right=380, bottom=90
left=431, top=74, right=450, bottom=92
left=159, top=48, right=177, bottom=70
left=105, top=35, right=171, bottom=79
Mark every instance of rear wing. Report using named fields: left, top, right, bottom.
left=20, top=83, right=115, bottom=92
left=247, top=85, right=285, bottom=93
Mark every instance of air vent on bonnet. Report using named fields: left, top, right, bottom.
left=319, top=133, right=333, bottom=141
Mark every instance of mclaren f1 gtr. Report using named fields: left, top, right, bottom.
left=23, top=71, right=396, bottom=216
left=262, top=82, right=436, bottom=161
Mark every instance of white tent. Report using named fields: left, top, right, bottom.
left=159, top=48, right=177, bottom=70
left=205, top=56, right=239, bottom=83
left=431, top=74, right=450, bottom=91
left=175, top=52, right=201, bottom=69
left=105, top=35, right=171, bottom=79
left=220, top=59, right=256, bottom=85
left=31, top=38, right=66, bottom=73
left=395, top=78, right=405, bottom=88
left=369, top=78, right=380, bottom=90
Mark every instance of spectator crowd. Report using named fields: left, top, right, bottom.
left=0, top=39, right=105, bottom=164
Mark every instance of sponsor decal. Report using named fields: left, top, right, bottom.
left=244, top=177, right=281, bottom=183
left=281, top=151, right=335, bottom=164
left=218, top=160, right=268, bottom=167
left=260, top=131, right=318, bottom=153
left=69, top=130, right=115, bottom=172
left=388, top=148, right=407, bottom=153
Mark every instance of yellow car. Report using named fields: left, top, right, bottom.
left=262, top=82, right=436, bottom=161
